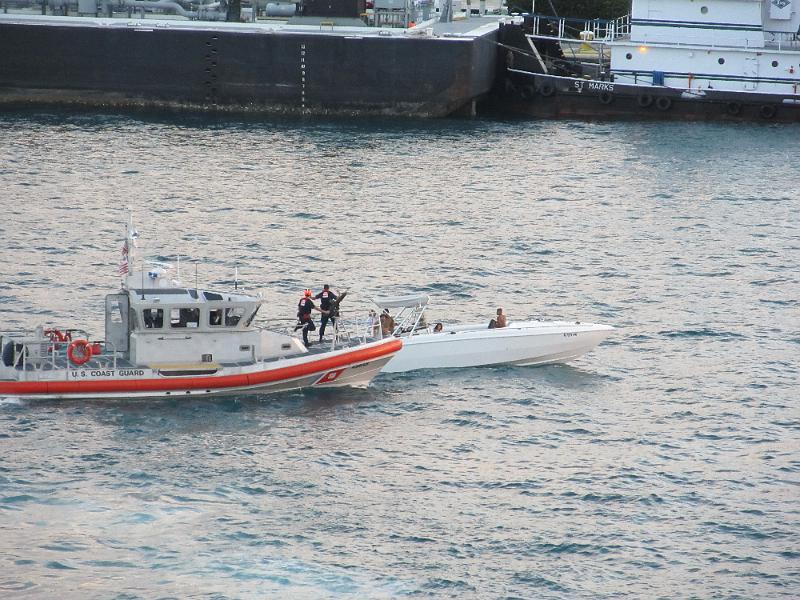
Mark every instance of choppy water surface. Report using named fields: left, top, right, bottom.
left=0, top=113, right=798, bottom=599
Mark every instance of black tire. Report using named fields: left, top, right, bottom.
left=726, top=102, right=742, bottom=116
left=599, top=91, right=614, bottom=105
left=655, top=96, right=673, bottom=111
left=1, top=341, right=13, bottom=367
left=520, top=85, right=535, bottom=101
left=539, top=83, right=556, bottom=97
left=637, top=94, right=654, bottom=108
left=759, top=104, right=777, bottom=119
left=2, top=342, right=23, bottom=367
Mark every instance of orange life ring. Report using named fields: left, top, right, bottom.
left=67, top=339, right=93, bottom=365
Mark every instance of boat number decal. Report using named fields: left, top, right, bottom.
left=563, top=332, right=578, bottom=338
left=574, top=81, right=615, bottom=93
left=316, top=368, right=346, bottom=385
left=70, top=369, right=147, bottom=378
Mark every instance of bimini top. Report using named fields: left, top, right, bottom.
left=372, top=294, right=430, bottom=310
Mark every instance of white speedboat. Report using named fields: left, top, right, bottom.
left=0, top=220, right=401, bottom=401
left=369, top=295, right=613, bottom=374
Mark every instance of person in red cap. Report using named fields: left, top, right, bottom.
left=295, top=289, right=321, bottom=347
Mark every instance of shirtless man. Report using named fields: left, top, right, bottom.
left=489, top=308, right=507, bottom=329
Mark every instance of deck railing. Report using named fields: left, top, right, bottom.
left=1, top=330, right=123, bottom=375
left=528, top=13, right=630, bottom=42
left=765, top=29, right=800, bottom=50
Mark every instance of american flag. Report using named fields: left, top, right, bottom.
left=118, top=240, right=129, bottom=276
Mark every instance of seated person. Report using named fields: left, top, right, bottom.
left=433, top=322, right=443, bottom=333
left=488, top=307, right=507, bottom=329
left=379, top=309, right=395, bottom=336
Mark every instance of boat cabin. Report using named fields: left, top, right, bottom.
left=104, top=285, right=267, bottom=366
left=102, top=262, right=304, bottom=366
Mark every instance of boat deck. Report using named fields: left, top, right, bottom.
left=0, top=10, right=502, bottom=41
left=7, top=335, right=369, bottom=373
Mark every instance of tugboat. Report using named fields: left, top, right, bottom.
left=0, top=221, right=402, bottom=400
left=497, top=0, right=800, bottom=122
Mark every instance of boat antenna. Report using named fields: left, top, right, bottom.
left=195, top=262, right=198, bottom=293
left=547, top=0, right=558, bottom=17
left=234, top=265, right=239, bottom=291
left=177, top=254, right=181, bottom=281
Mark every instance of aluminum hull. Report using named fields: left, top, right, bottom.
left=0, top=338, right=401, bottom=400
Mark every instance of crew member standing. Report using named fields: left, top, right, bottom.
left=295, top=289, right=319, bottom=347
left=315, top=284, right=338, bottom=342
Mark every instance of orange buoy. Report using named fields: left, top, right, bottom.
left=67, top=339, right=93, bottom=366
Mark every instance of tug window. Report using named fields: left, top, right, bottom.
left=209, top=308, right=224, bottom=326
left=225, top=307, right=246, bottom=327
left=143, top=308, right=164, bottom=329
left=171, top=307, right=200, bottom=328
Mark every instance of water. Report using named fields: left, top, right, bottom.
left=0, top=112, right=798, bottom=598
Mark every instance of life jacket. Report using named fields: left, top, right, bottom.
left=318, top=290, right=334, bottom=309
left=297, top=297, right=313, bottom=320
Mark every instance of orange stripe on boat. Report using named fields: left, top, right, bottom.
left=0, top=338, right=402, bottom=396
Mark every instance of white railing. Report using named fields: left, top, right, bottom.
left=1, top=329, right=124, bottom=376
left=530, top=13, right=631, bottom=43
left=765, top=29, right=800, bottom=50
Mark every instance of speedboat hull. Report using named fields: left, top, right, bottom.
left=380, top=321, right=612, bottom=373
left=0, top=338, right=402, bottom=400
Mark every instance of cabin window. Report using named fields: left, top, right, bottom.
left=209, top=308, right=224, bottom=326
left=625, top=53, right=632, bottom=60
left=718, top=57, right=725, bottom=65
left=225, top=307, right=246, bottom=327
left=109, top=301, right=123, bottom=324
left=143, top=308, right=164, bottom=329
left=772, top=60, right=779, bottom=68
left=700, top=6, right=708, bottom=15
left=171, top=307, right=200, bottom=328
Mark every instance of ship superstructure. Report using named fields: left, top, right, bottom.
left=496, top=0, right=800, bottom=121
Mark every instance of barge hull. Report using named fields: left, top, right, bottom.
left=0, top=18, right=497, bottom=117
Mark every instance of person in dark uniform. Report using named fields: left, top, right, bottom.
left=295, top=289, right=320, bottom=347
left=314, top=284, right=338, bottom=342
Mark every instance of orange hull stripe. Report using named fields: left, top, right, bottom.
left=0, top=339, right=402, bottom=396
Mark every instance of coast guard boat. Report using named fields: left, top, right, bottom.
left=499, top=0, right=800, bottom=121
left=365, top=294, right=613, bottom=373
left=0, top=223, right=401, bottom=401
